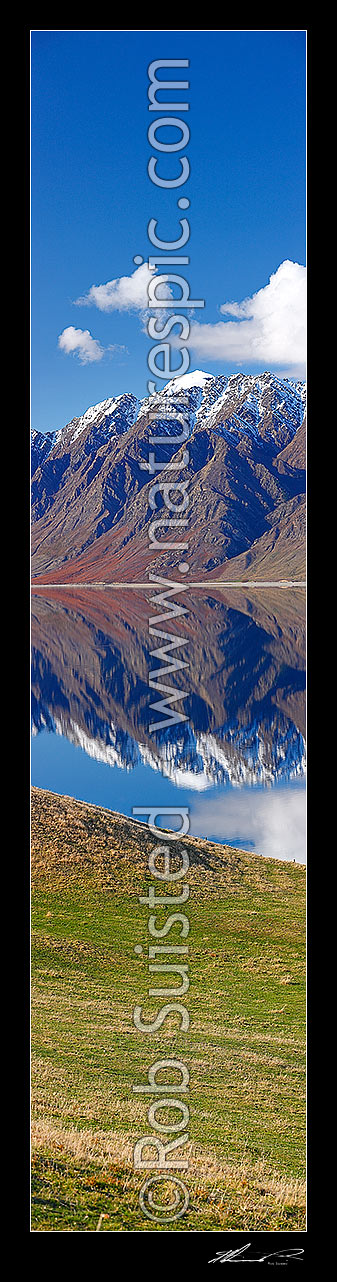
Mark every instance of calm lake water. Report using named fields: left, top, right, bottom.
left=31, top=586, right=306, bottom=863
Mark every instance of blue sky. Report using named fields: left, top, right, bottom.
left=32, top=29, right=306, bottom=433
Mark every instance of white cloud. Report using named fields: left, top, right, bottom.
left=58, top=265, right=173, bottom=365
left=188, top=261, right=306, bottom=374
left=75, top=262, right=158, bottom=313
left=58, top=326, right=104, bottom=364
left=190, top=785, right=306, bottom=864
left=75, top=262, right=175, bottom=329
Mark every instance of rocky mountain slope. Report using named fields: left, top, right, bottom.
left=31, top=371, right=306, bottom=582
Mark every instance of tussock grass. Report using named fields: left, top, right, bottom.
left=31, top=787, right=305, bottom=1232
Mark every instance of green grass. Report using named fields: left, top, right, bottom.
left=31, top=787, right=306, bottom=1232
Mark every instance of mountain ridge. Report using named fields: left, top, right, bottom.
left=31, top=371, right=306, bottom=583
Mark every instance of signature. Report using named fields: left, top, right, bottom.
left=209, top=1244, right=304, bottom=1264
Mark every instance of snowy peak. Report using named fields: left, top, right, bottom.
left=56, top=391, right=140, bottom=446
left=32, top=371, right=306, bottom=457
left=156, top=370, right=306, bottom=448
left=32, top=392, right=140, bottom=459
left=31, top=369, right=306, bottom=583
left=31, top=429, right=57, bottom=474
left=194, top=371, right=306, bottom=448
left=164, top=369, right=213, bottom=391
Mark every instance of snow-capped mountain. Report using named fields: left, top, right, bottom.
left=31, top=371, right=306, bottom=582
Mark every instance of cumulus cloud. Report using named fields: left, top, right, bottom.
left=188, top=261, right=306, bottom=374
left=58, top=265, right=174, bottom=365
left=75, top=262, right=158, bottom=313
left=58, top=326, right=104, bottom=364
left=74, top=262, right=175, bottom=330
left=190, top=785, right=306, bottom=864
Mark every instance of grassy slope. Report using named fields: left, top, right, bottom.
left=31, top=787, right=305, bottom=1233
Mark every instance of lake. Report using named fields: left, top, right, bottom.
left=31, top=585, right=306, bottom=863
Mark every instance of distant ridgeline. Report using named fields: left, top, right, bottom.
left=31, top=372, right=306, bottom=583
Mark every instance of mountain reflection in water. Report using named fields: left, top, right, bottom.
left=31, top=586, right=306, bottom=861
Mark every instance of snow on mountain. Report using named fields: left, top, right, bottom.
left=32, top=370, right=306, bottom=455
left=195, top=372, right=305, bottom=444
left=32, top=392, right=141, bottom=455
left=31, top=429, right=57, bottom=473
left=57, top=392, right=140, bottom=445
left=164, top=369, right=213, bottom=392
left=31, top=369, right=306, bottom=583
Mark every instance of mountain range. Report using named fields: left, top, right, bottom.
left=31, top=371, right=306, bottom=583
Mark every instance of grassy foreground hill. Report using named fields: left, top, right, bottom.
left=31, top=787, right=305, bottom=1233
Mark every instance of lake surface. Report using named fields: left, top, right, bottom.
left=31, top=585, right=306, bottom=863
